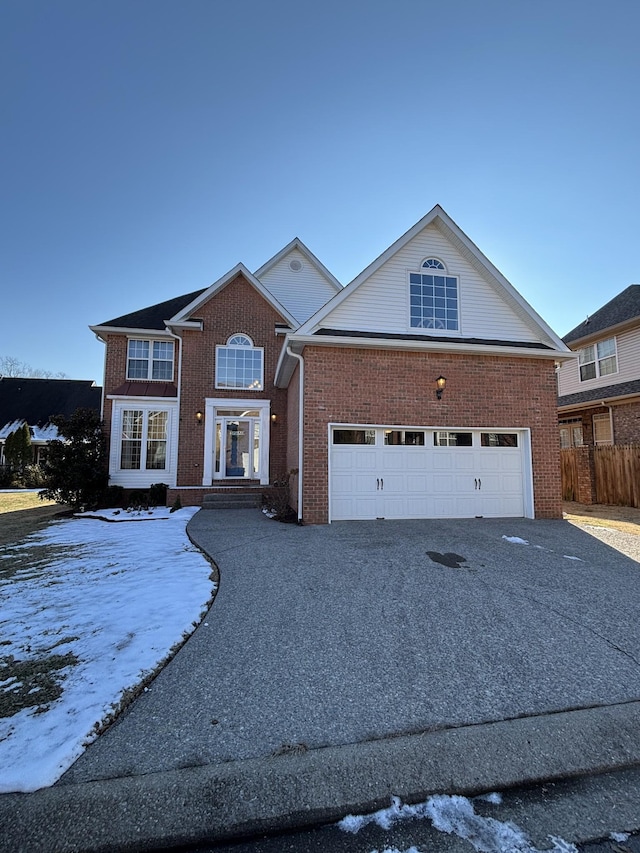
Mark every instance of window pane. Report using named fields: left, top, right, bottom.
left=597, top=338, right=615, bottom=358
left=580, top=363, right=596, bottom=381
left=593, top=414, right=612, bottom=445
left=559, top=428, right=570, bottom=449
left=578, top=346, right=594, bottom=364
left=481, top=433, right=518, bottom=447
left=333, top=429, right=376, bottom=445
left=121, top=441, right=141, bottom=469
left=146, top=441, right=166, bottom=469
left=434, top=431, right=472, bottom=447
left=598, top=355, right=617, bottom=376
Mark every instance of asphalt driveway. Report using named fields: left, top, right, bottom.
left=59, top=510, right=640, bottom=784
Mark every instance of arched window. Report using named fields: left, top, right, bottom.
left=215, top=334, right=264, bottom=390
left=409, top=261, right=459, bottom=331
left=421, top=258, right=446, bottom=270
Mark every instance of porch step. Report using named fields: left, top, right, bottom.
left=202, top=493, right=262, bottom=510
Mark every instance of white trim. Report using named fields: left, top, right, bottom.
left=286, top=346, right=304, bottom=522
left=90, top=325, right=175, bottom=342
left=126, top=337, right=175, bottom=382
left=109, top=400, right=178, bottom=488
left=202, top=398, right=271, bottom=486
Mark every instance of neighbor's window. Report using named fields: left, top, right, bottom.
left=215, top=334, right=264, bottom=390
left=409, top=259, right=458, bottom=331
left=434, top=431, right=472, bottom=447
left=121, top=409, right=168, bottom=470
left=592, top=413, right=613, bottom=445
left=127, top=339, right=174, bottom=381
left=559, top=418, right=583, bottom=448
left=578, top=337, right=617, bottom=381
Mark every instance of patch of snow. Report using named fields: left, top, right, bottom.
left=475, top=792, right=502, bottom=804
left=610, top=832, right=630, bottom=842
left=339, top=794, right=578, bottom=853
left=0, top=506, right=215, bottom=793
left=563, top=555, right=584, bottom=561
left=502, top=535, right=529, bottom=545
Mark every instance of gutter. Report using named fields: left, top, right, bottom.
left=286, top=346, right=304, bottom=523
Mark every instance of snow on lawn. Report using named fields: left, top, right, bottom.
left=0, top=506, right=216, bottom=793
left=338, top=794, right=579, bottom=853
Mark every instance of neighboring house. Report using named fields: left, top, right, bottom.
left=91, top=206, right=571, bottom=523
left=557, top=285, right=640, bottom=448
left=0, top=378, right=102, bottom=465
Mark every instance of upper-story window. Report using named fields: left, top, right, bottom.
left=127, top=339, right=174, bottom=381
left=215, top=334, right=264, bottom=390
left=578, top=337, right=617, bottom=381
left=409, top=259, right=459, bottom=331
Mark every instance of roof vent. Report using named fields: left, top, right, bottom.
left=289, top=259, right=302, bottom=272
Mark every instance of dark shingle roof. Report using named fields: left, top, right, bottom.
left=563, top=285, right=640, bottom=345
left=558, top=378, right=640, bottom=408
left=0, top=378, right=102, bottom=427
left=99, top=288, right=207, bottom=331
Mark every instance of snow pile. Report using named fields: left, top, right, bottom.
left=0, top=506, right=215, bottom=793
left=338, top=794, right=578, bottom=853
left=502, top=535, right=529, bottom=545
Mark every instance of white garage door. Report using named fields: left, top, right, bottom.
left=329, top=427, right=528, bottom=521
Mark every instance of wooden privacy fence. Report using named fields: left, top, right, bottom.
left=593, top=445, right=640, bottom=507
left=561, top=445, right=640, bottom=507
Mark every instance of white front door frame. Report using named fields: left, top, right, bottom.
left=202, top=398, right=271, bottom=485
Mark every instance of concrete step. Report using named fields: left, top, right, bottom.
left=202, top=493, right=262, bottom=510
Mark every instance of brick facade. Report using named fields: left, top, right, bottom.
left=299, top=347, right=562, bottom=524
left=176, top=274, right=288, bottom=487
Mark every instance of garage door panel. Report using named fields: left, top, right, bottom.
left=330, top=428, right=528, bottom=521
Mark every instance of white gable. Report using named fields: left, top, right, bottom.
left=255, top=242, right=341, bottom=326
left=317, top=221, right=547, bottom=344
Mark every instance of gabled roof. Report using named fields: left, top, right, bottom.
left=293, top=204, right=568, bottom=352
left=0, top=378, right=102, bottom=430
left=563, top=285, right=640, bottom=345
left=169, top=263, right=299, bottom=328
left=254, top=237, right=342, bottom=291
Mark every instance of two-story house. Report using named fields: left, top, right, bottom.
left=91, top=206, right=571, bottom=523
left=557, top=286, right=640, bottom=448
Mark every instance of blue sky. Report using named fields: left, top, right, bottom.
left=2, top=0, right=639, bottom=384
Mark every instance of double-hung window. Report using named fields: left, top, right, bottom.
left=215, top=334, right=264, bottom=390
left=120, top=409, right=168, bottom=470
left=578, top=337, right=617, bottom=381
left=127, top=339, right=174, bottom=381
left=409, top=258, right=459, bottom=331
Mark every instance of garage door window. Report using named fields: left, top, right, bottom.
left=333, top=429, right=376, bottom=445
left=434, top=431, right=472, bottom=447
left=481, top=433, right=518, bottom=447
left=384, top=430, right=425, bottom=446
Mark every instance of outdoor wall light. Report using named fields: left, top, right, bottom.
left=271, top=413, right=277, bottom=423
left=435, top=376, right=447, bottom=400
left=195, top=411, right=203, bottom=424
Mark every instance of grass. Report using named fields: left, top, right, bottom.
left=0, top=491, right=56, bottom=514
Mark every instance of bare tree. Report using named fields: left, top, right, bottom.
left=0, top=355, right=67, bottom=379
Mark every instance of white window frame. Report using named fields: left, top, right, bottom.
left=119, top=408, right=170, bottom=471
left=108, top=399, right=177, bottom=488
left=577, top=337, right=618, bottom=382
left=215, top=334, right=264, bottom=391
left=408, top=260, right=460, bottom=333
left=126, top=338, right=175, bottom=382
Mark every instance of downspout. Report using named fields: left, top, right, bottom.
left=286, top=346, right=304, bottom=523
left=167, top=329, right=182, bottom=489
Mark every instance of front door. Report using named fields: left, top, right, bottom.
left=215, top=413, right=260, bottom=479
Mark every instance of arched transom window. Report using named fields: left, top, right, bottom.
left=215, top=334, right=264, bottom=390
left=409, top=259, right=459, bottom=331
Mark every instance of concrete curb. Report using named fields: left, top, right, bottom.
left=3, top=701, right=640, bottom=852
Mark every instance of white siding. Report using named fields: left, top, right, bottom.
left=558, top=326, right=640, bottom=397
left=321, top=223, right=544, bottom=343
left=258, top=249, right=340, bottom=325
left=109, top=399, right=179, bottom=489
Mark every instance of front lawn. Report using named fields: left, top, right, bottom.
left=0, top=506, right=216, bottom=793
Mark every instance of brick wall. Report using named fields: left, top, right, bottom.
left=176, top=274, right=288, bottom=486
left=102, top=334, right=129, bottom=447
left=613, top=401, right=640, bottom=444
left=300, top=347, right=562, bottom=523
